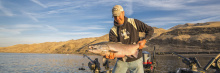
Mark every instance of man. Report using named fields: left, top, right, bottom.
left=107, top=5, right=154, bottom=73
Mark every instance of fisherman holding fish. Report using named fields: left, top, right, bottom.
left=88, top=5, right=154, bottom=73
left=109, top=5, right=154, bottom=73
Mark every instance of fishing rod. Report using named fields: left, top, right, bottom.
left=76, top=40, right=96, bottom=52
left=81, top=54, right=112, bottom=73
left=173, top=52, right=202, bottom=73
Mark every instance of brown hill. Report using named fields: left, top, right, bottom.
left=170, top=21, right=220, bottom=29
left=150, top=22, right=220, bottom=52
left=0, top=34, right=109, bottom=54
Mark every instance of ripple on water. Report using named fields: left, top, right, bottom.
left=0, top=53, right=217, bottom=73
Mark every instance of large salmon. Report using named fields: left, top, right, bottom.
left=88, top=42, right=139, bottom=61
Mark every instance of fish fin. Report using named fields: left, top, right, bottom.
left=103, top=57, right=107, bottom=62
left=126, top=55, right=133, bottom=58
left=109, top=50, right=118, bottom=53
left=109, top=42, right=122, bottom=44
left=122, top=57, right=127, bottom=62
left=117, top=42, right=122, bottom=44
left=132, top=50, right=139, bottom=58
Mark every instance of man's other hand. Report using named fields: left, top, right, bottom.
left=138, top=39, right=146, bottom=49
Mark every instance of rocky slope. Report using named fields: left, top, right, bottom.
left=150, top=22, right=220, bottom=52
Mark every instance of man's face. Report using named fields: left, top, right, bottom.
left=114, top=11, right=124, bottom=25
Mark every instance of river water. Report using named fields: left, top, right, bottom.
left=0, top=53, right=218, bottom=73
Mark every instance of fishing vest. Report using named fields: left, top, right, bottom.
left=111, top=18, right=137, bottom=37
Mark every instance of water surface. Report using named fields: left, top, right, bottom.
left=0, top=53, right=104, bottom=73
left=0, top=53, right=217, bottom=73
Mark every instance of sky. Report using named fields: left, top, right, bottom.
left=0, top=0, right=220, bottom=47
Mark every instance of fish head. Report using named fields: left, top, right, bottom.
left=88, top=44, right=109, bottom=56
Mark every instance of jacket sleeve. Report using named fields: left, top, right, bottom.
left=134, top=19, right=154, bottom=40
left=109, top=29, right=118, bottom=42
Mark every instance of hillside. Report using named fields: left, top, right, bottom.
left=0, top=34, right=109, bottom=54
left=0, top=21, right=219, bottom=54
left=149, top=22, right=220, bottom=52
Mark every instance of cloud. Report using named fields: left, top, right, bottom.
left=133, top=0, right=220, bottom=16
left=0, top=27, right=25, bottom=34
left=31, top=0, right=47, bottom=8
left=0, top=24, right=59, bottom=36
left=0, top=0, right=13, bottom=16
left=138, top=0, right=220, bottom=27
left=147, top=21, right=186, bottom=26
left=124, top=0, right=133, bottom=16
left=134, top=0, right=186, bottom=10
left=46, top=1, right=73, bottom=7
left=145, top=17, right=184, bottom=21
left=181, top=4, right=220, bottom=17
left=56, top=31, right=107, bottom=40
left=141, top=16, right=187, bottom=27
left=21, top=11, right=39, bottom=22
left=100, top=21, right=113, bottom=24
left=190, top=16, right=220, bottom=23
left=59, top=32, right=94, bottom=35
left=46, top=6, right=81, bottom=14
left=45, top=1, right=92, bottom=14
left=14, top=24, right=43, bottom=28
left=68, top=25, right=105, bottom=31
left=45, top=25, right=58, bottom=31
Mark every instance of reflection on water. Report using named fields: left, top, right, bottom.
left=0, top=53, right=103, bottom=73
left=0, top=53, right=218, bottom=73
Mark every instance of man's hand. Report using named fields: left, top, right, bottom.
left=138, top=39, right=147, bottom=49
left=105, top=52, right=115, bottom=59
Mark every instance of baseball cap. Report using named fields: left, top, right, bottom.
left=112, top=5, right=124, bottom=17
